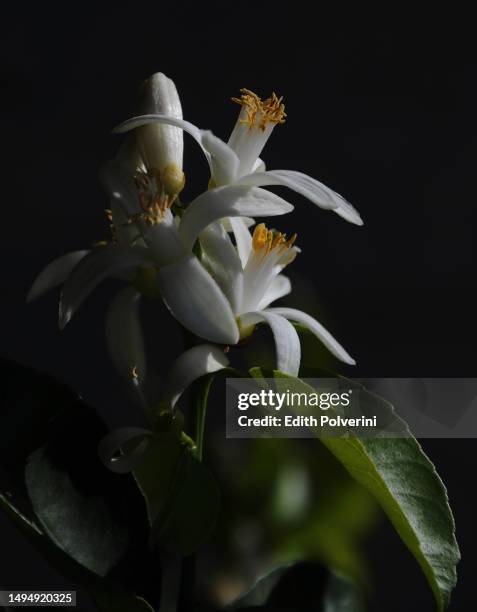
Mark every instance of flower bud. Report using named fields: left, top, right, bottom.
left=136, top=73, right=185, bottom=197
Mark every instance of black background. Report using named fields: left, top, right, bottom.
left=1, top=3, right=476, bottom=610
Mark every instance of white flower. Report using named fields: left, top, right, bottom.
left=191, top=220, right=355, bottom=376
left=28, top=141, right=294, bottom=367
left=29, top=74, right=356, bottom=384
left=113, top=87, right=363, bottom=227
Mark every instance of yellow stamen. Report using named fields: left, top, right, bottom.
left=132, top=168, right=177, bottom=226
left=231, top=88, right=286, bottom=131
left=252, top=223, right=297, bottom=256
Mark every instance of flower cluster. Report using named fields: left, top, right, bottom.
left=29, top=72, right=362, bottom=413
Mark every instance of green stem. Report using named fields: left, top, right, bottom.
left=194, top=374, right=214, bottom=462
left=176, top=374, right=214, bottom=612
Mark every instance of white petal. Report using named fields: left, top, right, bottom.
left=240, top=246, right=296, bottom=315
left=333, top=203, right=364, bottom=225
left=99, top=159, right=140, bottom=217
left=27, top=250, right=89, bottom=302
left=141, top=208, right=186, bottom=266
left=105, top=287, right=145, bottom=384
left=162, top=344, right=230, bottom=408
left=59, top=245, right=152, bottom=329
left=113, top=114, right=211, bottom=175
left=221, top=216, right=255, bottom=232
left=115, top=134, right=143, bottom=172
left=98, top=427, right=154, bottom=474
left=114, top=114, right=203, bottom=147
left=200, top=222, right=243, bottom=313
left=228, top=217, right=252, bottom=268
left=228, top=110, right=276, bottom=176
left=179, top=185, right=293, bottom=251
left=114, top=114, right=239, bottom=187
left=239, top=311, right=301, bottom=376
left=252, top=157, right=266, bottom=173
left=201, top=130, right=239, bottom=185
left=267, top=307, right=356, bottom=365
left=158, top=254, right=239, bottom=344
left=110, top=199, right=144, bottom=247
left=237, top=169, right=363, bottom=226
left=257, top=274, right=291, bottom=310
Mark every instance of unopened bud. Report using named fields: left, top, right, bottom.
left=136, top=73, right=185, bottom=197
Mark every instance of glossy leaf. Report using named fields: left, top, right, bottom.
left=23, top=402, right=153, bottom=581
left=228, top=562, right=363, bottom=611
left=134, top=434, right=220, bottom=555
left=0, top=359, right=159, bottom=609
left=252, top=368, right=460, bottom=611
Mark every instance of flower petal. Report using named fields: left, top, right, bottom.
left=105, top=287, right=146, bottom=384
left=201, top=130, right=239, bottom=185
left=228, top=217, right=252, bottom=269
left=221, top=216, right=255, bottom=232
left=257, top=274, right=291, bottom=310
left=99, top=158, right=140, bottom=218
left=158, top=254, right=240, bottom=344
left=239, top=311, right=301, bottom=376
left=59, top=245, right=152, bottom=329
left=98, top=427, right=154, bottom=474
left=113, top=114, right=213, bottom=175
left=141, top=208, right=186, bottom=266
left=162, top=344, right=229, bottom=409
left=27, top=250, right=89, bottom=302
left=237, top=169, right=363, bottom=225
left=179, top=185, right=293, bottom=251
left=266, top=307, right=356, bottom=365
left=110, top=199, right=145, bottom=248
left=113, top=114, right=239, bottom=187
left=113, top=114, right=203, bottom=147
left=252, top=157, right=266, bottom=173
left=200, top=222, right=243, bottom=313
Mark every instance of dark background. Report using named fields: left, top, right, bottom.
left=1, top=3, right=476, bottom=610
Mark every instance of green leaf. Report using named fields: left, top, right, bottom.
left=133, top=435, right=220, bottom=555
left=23, top=402, right=155, bottom=581
left=134, top=374, right=221, bottom=555
left=0, top=359, right=159, bottom=609
left=323, top=572, right=365, bottom=612
left=133, top=433, right=184, bottom=526
left=228, top=562, right=364, bottom=611
left=257, top=369, right=460, bottom=611
left=229, top=562, right=328, bottom=610
left=0, top=492, right=157, bottom=612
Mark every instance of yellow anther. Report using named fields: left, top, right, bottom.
left=252, top=223, right=297, bottom=256
left=231, top=88, right=286, bottom=131
left=133, top=168, right=178, bottom=226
